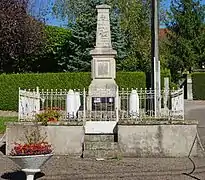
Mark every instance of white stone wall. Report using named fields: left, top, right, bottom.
left=118, top=124, right=198, bottom=157
left=6, top=123, right=84, bottom=156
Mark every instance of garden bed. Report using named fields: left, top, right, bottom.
left=118, top=120, right=198, bottom=157
left=6, top=122, right=84, bottom=156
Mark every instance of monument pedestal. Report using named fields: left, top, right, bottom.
left=88, top=79, right=118, bottom=111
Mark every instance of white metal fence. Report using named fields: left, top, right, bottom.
left=18, top=87, right=184, bottom=122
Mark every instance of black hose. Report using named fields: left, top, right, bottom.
left=182, top=134, right=201, bottom=179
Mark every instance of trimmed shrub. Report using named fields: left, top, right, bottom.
left=192, top=72, right=205, bottom=100
left=116, top=72, right=145, bottom=89
left=0, top=72, right=146, bottom=111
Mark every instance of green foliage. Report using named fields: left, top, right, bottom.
left=118, top=0, right=151, bottom=73
left=65, top=11, right=96, bottom=71
left=35, top=25, right=72, bottom=72
left=36, top=109, right=62, bottom=125
left=116, top=72, right=146, bottom=89
left=159, top=35, right=170, bottom=70
left=109, top=3, right=127, bottom=68
left=44, top=25, right=71, bottom=52
left=165, top=0, right=205, bottom=82
left=0, top=72, right=145, bottom=111
left=192, top=72, right=205, bottom=100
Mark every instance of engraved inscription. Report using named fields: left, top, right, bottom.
left=97, top=62, right=109, bottom=76
left=99, top=31, right=108, bottom=38
left=96, top=11, right=111, bottom=47
left=90, top=87, right=116, bottom=97
left=98, top=26, right=109, bottom=39
left=99, top=14, right=108, bottom=21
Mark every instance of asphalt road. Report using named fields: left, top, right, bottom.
left=0, top=156, right=205, bottom=180
left=185, top=100, right=205, bottom=146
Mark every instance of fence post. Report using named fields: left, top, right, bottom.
left=116, top=87, right=119, bottom=122
left=36, top=86, right=39, bottom=94
left=163, top=77, right=169, bottom=117
left=36, top=86, right=40, bottom=115
left=83, top=88, right=86, bottom=127
left=187, top=74, right=193, bottom=100
left=182, top=86, right=185, bottom=120
left=18, top=87, right=20, bottom=121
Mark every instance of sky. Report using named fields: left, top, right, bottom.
left=32, top=0, right=205, bottom=27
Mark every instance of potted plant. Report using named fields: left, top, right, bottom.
left=8, top=127, right=53, bottom=180
left=36, top=108, right=62, bottom=125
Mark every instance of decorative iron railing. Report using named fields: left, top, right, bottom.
left=18, top=87, right=184, bottom=122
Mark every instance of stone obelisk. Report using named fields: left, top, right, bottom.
left=88, top=4, right=118, bottom=111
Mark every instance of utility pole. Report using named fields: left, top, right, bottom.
left=151, top=0, right=161, bottom=117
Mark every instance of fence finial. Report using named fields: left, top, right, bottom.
left=36, top=86, right=39, bottom=93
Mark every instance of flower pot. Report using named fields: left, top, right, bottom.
left=8, top=154, right=52, bottom=180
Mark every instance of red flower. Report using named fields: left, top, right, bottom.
left=10, top=142, right=52, bottom=156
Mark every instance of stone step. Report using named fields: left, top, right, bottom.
left=84, top=149, right=119, bottom=158
left=84, top=134, right=117, bottom=142
left=85, top=142, right=118, bottom=150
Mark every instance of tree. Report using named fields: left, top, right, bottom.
left=0, top=0, right=45, bottom=73
left=116, top=0, right=152, bottom=73
left=35, top=25, right=71, bottom=72
left=65, top=9, right=97, bottom=71
left=53, top=0, right=127, bottom=72
left=164, top=0, right=205, bottom=82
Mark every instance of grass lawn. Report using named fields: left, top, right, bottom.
left=0, top=116, right=18, bottom=134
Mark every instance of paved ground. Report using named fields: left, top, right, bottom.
left=0, top=156, right=205, bottom=180
left=0, top=100, right=205, bottom=180
left=185, top=100, right=205, bottom=146
left=0, top=111, right=17, bottom=117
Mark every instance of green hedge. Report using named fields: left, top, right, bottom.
left=116, top=72, right=145, bottom=89
left=192, top=72, right=205, bottom=100
left=0, top=72, right=145, bottom=111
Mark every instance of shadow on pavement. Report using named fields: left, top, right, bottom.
left=0, top=143, right=6, bottom=155
left=1, top=171, right=45, bottom=180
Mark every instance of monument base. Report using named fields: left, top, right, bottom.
left=87, top=79, right=118, bottom=111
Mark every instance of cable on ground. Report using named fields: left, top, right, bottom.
left=183, top=129, right=205, bottom=180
